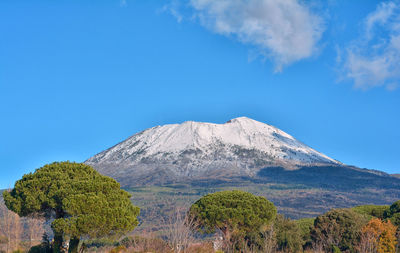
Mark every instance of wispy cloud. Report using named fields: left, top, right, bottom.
left=341, top=1, right=400, bottom=90
left=365, top=2, right=396, bottom=39
left=166, top=0, right=325, bottom=72
left=161, top=0, right=183, bottom=23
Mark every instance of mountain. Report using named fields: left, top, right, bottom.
left=85, top=117, right=400, bottom=223
left=392, top=174, right=400, bottom=179
left=86, top=117, right=340, bottom=187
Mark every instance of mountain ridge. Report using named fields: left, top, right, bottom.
left=85, top=117, right=340, bottom=186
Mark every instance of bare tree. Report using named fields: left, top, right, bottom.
left=0, top=201, right=13, bottom=252
left=311, top=242, right=324, bottom=253
left=0, top=202, right=10, bottom=252
left=26, top=214, right=45, bottom=248
left=262, top=224, right=276, bottom=253
left=358, top=231, right=376, bottom=253
left=163, top=206, right=196, bottom=253
left=12, top=213, right=22, bottom=251
left=0, top=201, right=22, bottom=252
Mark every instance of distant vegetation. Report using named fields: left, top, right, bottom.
left=1, top=162, right=400, bottom=252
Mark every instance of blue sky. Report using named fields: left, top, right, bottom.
left=1, top=0, right=400, bottom=188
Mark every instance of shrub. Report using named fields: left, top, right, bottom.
left=296, top=217, right=314, bottom=248
left=275, top=214, right=303, bottom=252
left=311, top=208, right=367, bottom=252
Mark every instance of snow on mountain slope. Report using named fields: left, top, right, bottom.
left=85, top=117, right=339, bottom=184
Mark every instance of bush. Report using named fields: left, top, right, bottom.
left=83, top=238, right=118, bottom=248
left=119, top=237, right=133, bottom=248
left=186, top=241, right=214, bottom=253
left=384, top=200, right=400, bottom=226
left=311, top=208, right=367, bottom=252
left=296, top=217, right=314, bottom=248
left=130, top=235, right=172, bottom=253
left=275, top=214, right=304, bottom=252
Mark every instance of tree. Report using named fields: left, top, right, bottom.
left=163, top=206, right=196, bottom=253
left=377, top=220, right=397, bottom=253
left=311, top=208, right=367, bottom=253
left=296, top=217, right=314, bottom=249
left=359, top=218, right=382, bottom=253
left=359, top=218, right=397, bottom=253
left=26, top=215, right=45, bottom=249
left=384, top=200, right=400, bottom=227
left=3, top=161, right=140, bottom=253
left=188, top=190, right=276, bottom=251
left=0, top=201, right=22, bottom=252
left=274, top=214, right=303, bottom=253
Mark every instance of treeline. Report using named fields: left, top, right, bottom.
left=1, top=162, right=400, bottom=253
left=181, top=190, right=400, bottom=253
left=3, top=192, right=399, bottom=253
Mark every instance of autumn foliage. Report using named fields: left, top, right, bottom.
left=360, top=218, right=397, bottom=253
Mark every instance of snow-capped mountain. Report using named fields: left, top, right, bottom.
left=86, top=117, right=339, bottom=186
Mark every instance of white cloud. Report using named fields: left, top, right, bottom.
left=342, top=1, right=400, bottom=90
left=365, top=1, right=396, bottom=38
left=345, top=50, right=396, bottom=89
left=167, top=0, right=325, bottom=71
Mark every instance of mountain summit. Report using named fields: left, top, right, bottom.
left=86, top=117, right=339, bottom=186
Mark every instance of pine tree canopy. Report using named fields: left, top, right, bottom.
left=3, top=161, right=140, bottom=240
left=189, top=190, right=276, bottom=235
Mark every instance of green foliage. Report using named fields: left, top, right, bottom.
left=189, top=190, right=276, bottom=235
left=311, top=208, right=367, bottom=253
left=3, top=162, right=140, bottom=250
left=127, top=181, right=400, bottom=233
left=296, top=217, right=314, bottom=247
left=387, top=200, right=400, bottom=214
left=352, top=205, right=389, bottom=219
left=274, top=214, right=303, bottom=253
left=189, top=190, right=276, bottom=252
left=389, top=212, right=400, bottom=227
left=82, top=238, right=119, bottom=248
left=332, top=245, right=342, bottom=253
left=384, top=200, right=400, bottom=226
left=119, top=237, right=132, bottom=248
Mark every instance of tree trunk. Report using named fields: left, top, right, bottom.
left=53, top=210, right=65, bottom=253
left=68, top=237, right=80, bottom=253
left=221, top=227, right=233, bottom=251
